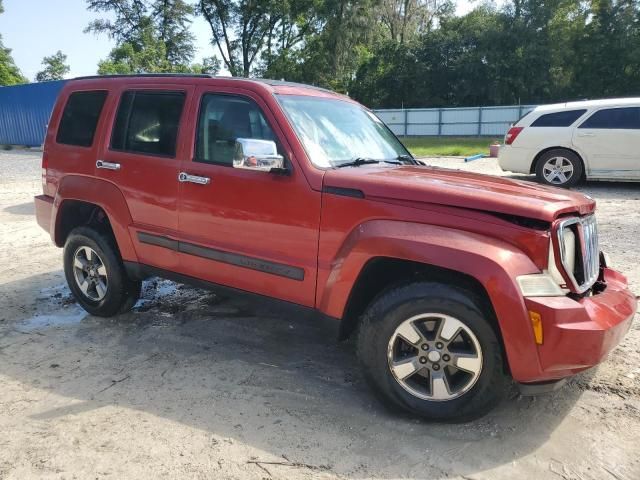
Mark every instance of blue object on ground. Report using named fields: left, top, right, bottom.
left=464, top=153, right=487, bottom=162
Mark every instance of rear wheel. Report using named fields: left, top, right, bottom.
left=357, top=282, right=508, bottom=421
left=64, top=226, right=141, bottom=317
left=535, top=149, right=583, bottom=188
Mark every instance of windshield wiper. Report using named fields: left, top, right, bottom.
left=336, top=157, right=402, bottom=168
left=397, top=154, right=420, bottom=165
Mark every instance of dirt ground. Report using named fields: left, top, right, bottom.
left=1, top=150, right=639, bottom=480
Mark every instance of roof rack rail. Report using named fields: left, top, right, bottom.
left=72, top=73, right=214, bottom=81
left=69, top=74, right=340, bottom=95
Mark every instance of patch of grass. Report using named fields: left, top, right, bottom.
left=401, top=136, right=500, bottom=158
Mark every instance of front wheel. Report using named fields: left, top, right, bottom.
left=63, top=226, right=141, bottom=317
left=357, top=282, right=508, bottom=421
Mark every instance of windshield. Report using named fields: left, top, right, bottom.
left=276, top=95, right=411, bottom=168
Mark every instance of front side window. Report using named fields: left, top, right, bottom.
left=195, top=94, right=276, bottom=165
left=111, top=91, right=185, bottom=157
left=531, top=109, right=586, bottom=127
left=579, top=107, right=640, bottom=130
left=56, top=90, right=107, bottom=147
left=276, top=95, right=410, bottom=168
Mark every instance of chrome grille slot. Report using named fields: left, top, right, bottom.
left=556, top=215, right=599, bottom=293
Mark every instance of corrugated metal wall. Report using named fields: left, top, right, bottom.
left=375, top=105, right=537, bottom=137
left=0, top=81, right=67, bottom=146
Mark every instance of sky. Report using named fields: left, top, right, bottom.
left=0, top=0, right=494, bottom=81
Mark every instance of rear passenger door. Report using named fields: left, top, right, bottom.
left=97, top=84, right=194, bottom=271
left=573, top=107, right=640, bottom=179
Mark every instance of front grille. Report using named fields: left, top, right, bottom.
left=557, top=215, right=600, bottom=293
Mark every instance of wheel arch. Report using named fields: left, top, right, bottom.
left=340, top=257, right=500, bottom=341
left=318, top=220, right=545, bottom=381
left=53, top=175, right=137, bottom=262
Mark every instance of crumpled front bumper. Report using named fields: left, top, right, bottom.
left=519, top=267, right=636, bottom=383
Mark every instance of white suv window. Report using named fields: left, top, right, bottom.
left=579, top=107, right=640, bottom=130
left=530, top=109, right=586, bottom=127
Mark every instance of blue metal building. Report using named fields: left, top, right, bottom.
left=0, top=80, right=67, bottom=147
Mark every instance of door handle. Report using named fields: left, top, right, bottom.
left=178, top=172, right=210, bottom=185
left=96, top=160, right=121, bottom=170
left=578, top=132, right=596, bottom=138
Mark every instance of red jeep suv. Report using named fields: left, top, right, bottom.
left=34, top=75, right=636, bottom=420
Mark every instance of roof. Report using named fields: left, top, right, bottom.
left=535, top=97, right=640, bottom=112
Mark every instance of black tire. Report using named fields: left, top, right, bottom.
left=356, top=282, right=508, bottom=422
left=63, top=226, right=141, bottom=317
left=535, top=149, right=583, bottom=188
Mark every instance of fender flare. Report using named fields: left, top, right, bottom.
left=52, top=175, right=138, bottom=262
left=318, top=219, right=543, bottom=381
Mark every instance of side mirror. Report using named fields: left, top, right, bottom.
left=233, top=138, right=287, bottom=174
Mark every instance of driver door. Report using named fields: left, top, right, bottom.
left=176, top=87, right=321, bottom=307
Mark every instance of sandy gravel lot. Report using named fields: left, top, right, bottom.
left=1, top=150, right=639, bottom=479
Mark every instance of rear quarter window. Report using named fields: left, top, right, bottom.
left=56, top=91, right=108, bottom=147
left=530, top=109, right=587, bottom=127
left=579, top=107, right=640, bottom=129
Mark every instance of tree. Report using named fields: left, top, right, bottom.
left=380, top=0, right=453, bottom=43
left=198, top=0, right=279, bottom=77
left=97, top=25, right=171, bottom=74
left=0, top=0, right=28, bottom=85
left=86, top=0, right=199, bottom=72
left=151, top=0, right=196, bottom=66
left=190, top=56, right=222, bottom=75
left=36, top=51, right=70, bottom=82
left=257, top=0, right=380, bottom=92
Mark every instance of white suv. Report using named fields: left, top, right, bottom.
left=498, top=98, right=640, bottom=187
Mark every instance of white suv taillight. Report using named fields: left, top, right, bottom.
left=505, top=126, right=524, bottom=145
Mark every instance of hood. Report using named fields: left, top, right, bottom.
left=323, top=165, right=595, bottom=222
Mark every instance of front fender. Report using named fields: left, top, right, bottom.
left=52, top=175, right=137, bottom=262
left=318, top=220, right=542, bottom=381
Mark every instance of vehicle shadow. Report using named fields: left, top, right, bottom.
left=3, top=201, right=36, bottom=216
left=503, top=173, right=640, bottom=199
left=0, top=271, right=586, bottom=479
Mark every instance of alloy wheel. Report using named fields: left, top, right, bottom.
left=387, top=313, right=483, bottom=401
left=72, top=246, right=108, bottom=301
left=542, top=156, right=574, bottom=185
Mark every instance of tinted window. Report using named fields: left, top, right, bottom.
left=531, top=109, right=586, bottom=127
left=111, top=91, right=185, bottom=157
left=56, top=91, right=107, bottom=147
left=195, top=94, right=276, bottom=165
left=579, top=107, right=640, bottom=129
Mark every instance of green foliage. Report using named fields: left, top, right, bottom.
left=83, top=0, right=640, bottom=108
left=36, top=51, right=70, bottom=82
left=402, top=137, right=500, bottom=157
left=87, top=0, right=202, bottom=74
left=352, top=0, right=640, bottom=108
left=0, top=0, right=27, bottom=85
left=198, top=0, right=284, bottom=77
left=98, top=25, right=171, bottom=74
left=0, top=41, right=27, bottom=85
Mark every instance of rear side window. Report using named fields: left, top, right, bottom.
left=56, top=91, right=107, bottom=147
left=579, top=107, right=640, bottom=129
left=111, top=91, right=185, bottom=157
left=530, top=109, right=586, bottom=127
